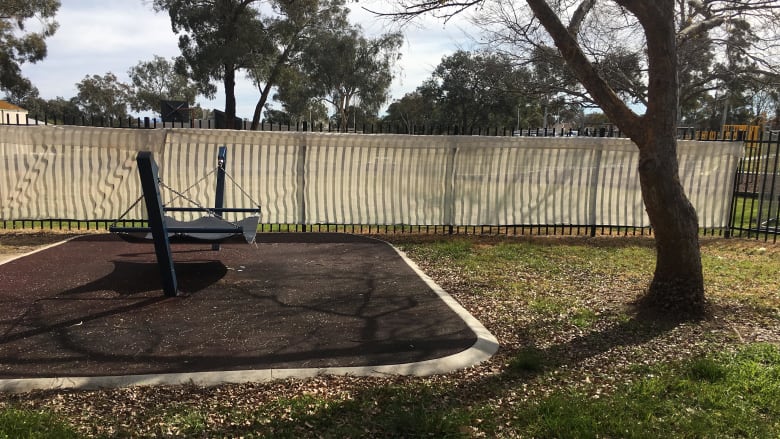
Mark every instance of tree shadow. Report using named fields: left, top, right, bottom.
left=0, top=259, right=226, bottom=347
left=58, top=260, right=227, bottom=297
left=191, top=304, right=685, bottom=437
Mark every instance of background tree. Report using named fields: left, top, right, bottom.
left=427, top=50, right=527, bottom=132
left=746, top=74, right=780, bottom=126
left=329, top=104, right=381, bottom=129
left=526, top=45, right=583, bottom=122
left=477, top=7, right=646, bottom=108
left=582, top=111, right=610, bottom=126
left=0, top=0, right=60, bottom=97
left=74, top=72, right=130, bottom=120
left=674, top=4, right=780, bottom=129
left=153, top=0, right=264, bottom=128
left=296, top=27, right=402, bottom=130
left=384, top=89, right=437, bottom=132
left=676, top=2, right=718, bottom=127
left=246, top=0, right=349, bottom=130
left=262, top=108, right=292, bottom=126
left=46, top=97, right=82, bottom=121
left=270, top=66, right=329, bottom=127
left=383, top=50, right=588, bottom=132
left=127, top=55, right=199, bottom=114
left=2, top=83, right=41, bottom=109
left=5, top=87, right=83, bottom=122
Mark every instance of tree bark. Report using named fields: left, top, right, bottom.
left=251, top=48, right=293, bottom=130
left=628, top=1, right=704, bottom=315
left=636, top=134, right=704, bottom=314
left=526, top=0, right=705, bottom=315
left=224, top=63, right=237, bottom=129
left=251, top=81, right=274, bottom=131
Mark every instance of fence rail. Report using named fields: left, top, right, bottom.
left=4, top=112, right=616, bottom=137
left=6, top=111, right=770, bottom=141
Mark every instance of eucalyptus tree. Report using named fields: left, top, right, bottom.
left=383, top=0, right=780, bottom=316
left=384, top=89, right=438, bottom=132
left=74, top=72, right=131, bottom=120
left=0, top=0, right=60, bottom=96
left=270, top=66, right=329, bottom=126
left=427, top=50, right=528, bottom=131
left=246, top=0, right=350, bottom=129
left=42, top=96, right=83, bottom=122
left=153, top=0, right=265, bottom=128
left=297, top=26, right=403, bottom=130
left=127, top=55, right=200, bottom=114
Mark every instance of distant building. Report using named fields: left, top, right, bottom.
left=0, top=101, right=28, bottom=125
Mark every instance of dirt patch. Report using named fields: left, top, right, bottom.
left=0, top=230, right=84, bottom=263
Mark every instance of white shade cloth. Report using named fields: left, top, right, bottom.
left=0, top=126, right=743, bottom=227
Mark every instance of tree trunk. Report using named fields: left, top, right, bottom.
left=633, top=0, right=704, bottom=315
left=339, top=94, right=350, bottom=132
left=251, top=49, right=292, bottom=131
left=224, top=64, right=237, bottom=129
left=251, top=83, right=273, bottom=131
left=636, top=134, right=705, bottom=315
left=526, top=0, right=706, bottom=316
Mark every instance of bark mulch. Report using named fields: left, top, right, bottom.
left=0, top=233, right=476, bottom=379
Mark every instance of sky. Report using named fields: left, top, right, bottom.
left=19, top=0, right=478, bottom=119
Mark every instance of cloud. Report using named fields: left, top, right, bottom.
left=22, top=1, right=179, bottom=101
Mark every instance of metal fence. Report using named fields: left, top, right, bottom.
left=0, top=122, right=773, bottom=241
left=728, top=132, right=780, bottom=242
left=4, top=112, right=612, bottom=137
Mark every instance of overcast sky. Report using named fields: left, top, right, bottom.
left=19, top=0, right=477, bottom=119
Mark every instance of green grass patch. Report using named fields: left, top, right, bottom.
left=225, top=386, right=480, bottom=438
left=159, top=406, right=209, bottom=436
left=508, top=347, right=547, bottom=374
left=733, top=195, right=758, bottom=229
left=401, top=237, right=656, bottom=303
left=701, top=242, right=780, bottom=308
left=571, top=308, right=599, bottom=328
left=508, top=343, right=780, bottom=438
left=415, top=238, right=475, bottom=262
left=0, top=408, right=78, bottom=439
left=529, top=297, right=568, bottom=315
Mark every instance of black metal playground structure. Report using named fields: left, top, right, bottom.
left=107, top=146, right=261, bottom=297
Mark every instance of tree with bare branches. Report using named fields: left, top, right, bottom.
left=379, top=0, right=780, bottom=316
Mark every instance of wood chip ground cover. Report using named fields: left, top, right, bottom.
left=0, top=231, right=778, bottom=437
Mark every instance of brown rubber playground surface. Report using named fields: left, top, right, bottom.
left=0, top=233, right=478, bottom=379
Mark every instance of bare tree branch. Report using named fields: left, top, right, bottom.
left=568, top=0, right=597, bottom=37
left=525, top=0, right=642, bottom=137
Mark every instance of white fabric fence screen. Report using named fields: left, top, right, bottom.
left=0, top=126, right=743, bottom=228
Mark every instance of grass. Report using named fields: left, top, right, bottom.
left=509, top=343, right=780, bottom=438
left=732, top=195, right=762, bottom=230
left=16, top=343, right=774, bottom=438
left=0, top=233, right=779, bottom=437
left=0, top=408, right=78, bottom=439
